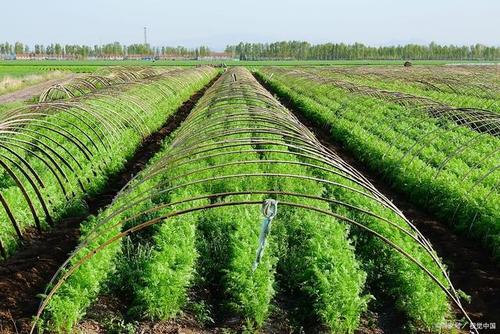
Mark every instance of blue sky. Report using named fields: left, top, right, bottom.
left=1, top=0, right=499, bottom=50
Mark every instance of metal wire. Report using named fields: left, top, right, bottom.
left=260, top=67, right=499, bottom=245
left=266, top=67, right=500, bottom=136
left=32, top=68, right=477, bottom=333
left=0, top=66, right=216, bottom=251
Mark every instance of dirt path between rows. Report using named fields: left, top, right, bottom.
left=254, top=73, right=500, bottom=331
left=0, top=76, right=219, bottom=334
left=0, top=74, right=77, bottom=104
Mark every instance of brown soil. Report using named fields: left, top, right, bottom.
left=2, top=72, right=494, bottom=334
left=76, top=293, right=302, bottom=334
left=70, top=75, right=409, bottom=334
left=0, top=76, right=219, bottom=334
left=0, top=75, right=77, bottom=104
left=254, top=73, right=500, bottom=329
left=77, top=294, right=214, bottom=334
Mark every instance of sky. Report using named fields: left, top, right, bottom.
left=1, top=0, right=499, bottom=50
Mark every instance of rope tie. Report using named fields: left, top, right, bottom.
left=252, top=199, right=278, bottom=271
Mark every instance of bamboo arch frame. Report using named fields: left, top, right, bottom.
left=0, top=66, right=217, bottom=255
left=259, top=67, right=499, bottom=241
left=306, top=65, right=499, bottom=101
left=32, top=68, right=477, bottom=333
left=38, top=66, right=178, bottom=102
left=266, top=67, right=500, bottom=136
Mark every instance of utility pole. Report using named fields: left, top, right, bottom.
left=144, top=27, right=148, bottom=45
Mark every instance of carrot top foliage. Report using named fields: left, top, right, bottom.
left=26, top=68, right=468, bottom=333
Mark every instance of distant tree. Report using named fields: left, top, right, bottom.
left=225, top=41, right=500, bottom=60
left=55, top=43, right=62, bottom=57
left=3, top=40, right=498, bottom=61
left=14, top=41, right=24, bottom=54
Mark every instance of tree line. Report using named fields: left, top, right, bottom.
left=225, top=41, right=500, bottom=60
left=0, top=41, right=211, bottom=58
left=2, top=40, right=498, bottom=60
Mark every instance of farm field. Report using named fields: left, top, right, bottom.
left=1, top=59, right=498, bottom=75
left=279, top=65, right=499, bottom=111
left=0, top=65, right=96, bottom=80
left=255, top=66, right=500, bottom=259
left=0, top=65, right=217, bottom=257
left=0, top=64, right=498, bottom=334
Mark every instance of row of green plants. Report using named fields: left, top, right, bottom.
left=38, top=67, right=177, bottom=102
left=0, top=100, right=24, bottom=113
left=293, top=146, right=452, bottom=330
left=0, top=66, right=218, bottom=257
left=0, top=65, right=97, bottom=78
left=38, top=68, right=454, bottom=333
left=303, top=66, right=499, bottom=111
left=255, top=68, right=500, bottom=260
